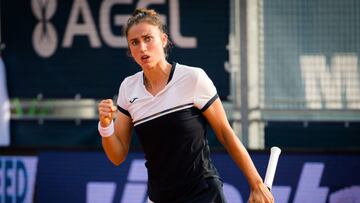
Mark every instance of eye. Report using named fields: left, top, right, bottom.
left=144, top=36, right=152, bottom=42
left=130, top=40, right=138, bottom=46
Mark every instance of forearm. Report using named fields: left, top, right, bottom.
left=102, top=135, right=128, bottom=166
left=202, top=99, right=264, bottom=189
left=221, top=130, right=263, bottom=189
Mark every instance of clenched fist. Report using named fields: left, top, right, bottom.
left=98, top=99, right=117, bottom=127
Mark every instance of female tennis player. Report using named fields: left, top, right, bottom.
left=98, top=8, right=274, bottom=203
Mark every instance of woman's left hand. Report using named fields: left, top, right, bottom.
left=248, top=182, right=274, bottom=203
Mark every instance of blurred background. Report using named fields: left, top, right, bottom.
left=0, top=0, right=359, bottom=202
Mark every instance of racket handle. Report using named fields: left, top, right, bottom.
left=264, top=146, right=281, bottom=190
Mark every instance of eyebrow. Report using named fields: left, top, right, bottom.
left=129, top=32, right=153, bottom=42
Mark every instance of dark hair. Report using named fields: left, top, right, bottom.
left=123, top=8, right=172, bottom=57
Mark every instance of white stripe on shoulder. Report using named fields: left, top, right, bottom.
left=134, top=103, right=193, bottom=126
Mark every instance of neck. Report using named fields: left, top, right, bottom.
left=143, top=61, right=171, bottom=94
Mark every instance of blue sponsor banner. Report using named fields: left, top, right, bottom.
left=0, top=156, right=38, bottom=203
left=36, top=151, right=360, bottom=203
left=2, top=0, right=229, bottom=99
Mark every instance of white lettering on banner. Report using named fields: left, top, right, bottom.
left=120, top=159, right=148, bottom=203
left=300, top=54, right=360, bottom=109
left=32, top=0, right=198, bottom=58
left=169, top=0, right=197, bottom=48
left=63, top=0, right=101, bottom=48
left=293, top=163, right=329, bottom=203
left=127, top=159, right=147, bottom=182
left=271, top=186, right=291, bottom=203
left=86, top=182, right=116, bottom=203
left=329, top=186, right=360, bottom=203
left=99, top=0, right=132, bottom=48
left=120, top=183, right=148, bottom=203
left=99, top=0, right=168, bottom=48
left=222, top=183, right=243, bottom=203
left=31, top=0, right=58, bottom=57
left=86, top=160, right=360, bottom=203
left=86, top=159, right=242, bottom=203
left=0, top=156, right=38, bottom=203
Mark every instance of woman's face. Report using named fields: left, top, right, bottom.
left=127, top=22, right=167, bottom=69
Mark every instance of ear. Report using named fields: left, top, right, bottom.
left=161, top=33, right=168, bottom=48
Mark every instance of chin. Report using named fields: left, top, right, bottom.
left=142, top=60, right=159, bottom=68
left=140, top=62, right=155, bottom=70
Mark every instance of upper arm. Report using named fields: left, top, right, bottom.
left=202, top=98, right=234, bottom=144
left=114, top=78, right=133, bottom=150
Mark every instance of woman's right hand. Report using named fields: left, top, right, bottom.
left=98, top=99, right=117, bottom=127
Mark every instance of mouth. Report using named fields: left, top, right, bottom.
left=141, top=55, right=150, bottom=62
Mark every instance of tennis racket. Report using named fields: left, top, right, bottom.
left=264, top=146, right=281, bottom=190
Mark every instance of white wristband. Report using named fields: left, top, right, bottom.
left=98, top=120, right=114, bottom=137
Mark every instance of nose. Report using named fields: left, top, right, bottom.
left=139, top=41, right=147, bottom=52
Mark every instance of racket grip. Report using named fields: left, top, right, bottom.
left=264, top=146, right=281, bottom=190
